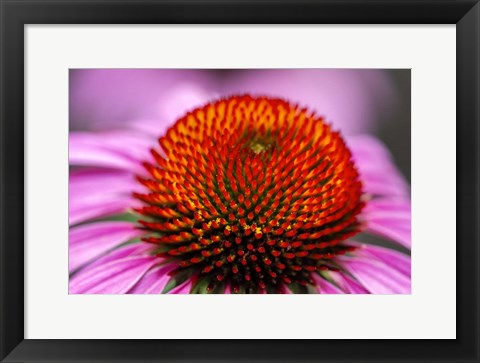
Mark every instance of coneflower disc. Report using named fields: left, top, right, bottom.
left=135, top=95, right=364, bottom=293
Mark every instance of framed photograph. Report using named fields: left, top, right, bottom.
left=1, top=1, right=478, bottom=362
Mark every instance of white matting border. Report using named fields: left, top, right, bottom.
left=25, top=25, right=455, bottom=339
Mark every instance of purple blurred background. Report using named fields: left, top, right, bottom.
left=69, top=69, right=411, bottom=181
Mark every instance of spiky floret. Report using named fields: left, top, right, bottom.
left=135, top=95, right=364, bottom=293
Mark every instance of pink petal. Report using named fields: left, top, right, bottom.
left=70, top=169, right=140, bottom=196
left=70, top=69, right=214, bottom=131
left=312, top=274, right=344, bottom=294
left=69, top=131, right=153, bottom=173
left=69, top=169, right=144, bottom=225
left=362, top=198, right=411, bottom=218
left=357, top=171, right=409, bottom=197
left=69, top=221, right=143, bottom=273
left=327, top=271, right=370, bottom=294
left=347, top=135, right=409, bottom=198
left=360, top=198, right=411, bottom=248
left=365, top=218, right=411, bottom=248
left=356, top=244, right=411, bottom=277
left=341, top=258, right=411, bottom=294
left=73, top=242, right=155, bottom=275
left=128, top=263, right=178, bottom=294
left=348, top=134, right=392, bottom=161
left=157, top=82, right=216, bottom=130
left=127, top=82, right=214, bottom=135
left=167, top=279, right=193, bottom=294
left=123, top=118, right=173, bottom=137
left=69, top=197, right=139, bottom=226
left=69, top=256, right=158, bottom=294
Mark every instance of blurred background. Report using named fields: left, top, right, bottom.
left=69, top=69, right=411, bottom=182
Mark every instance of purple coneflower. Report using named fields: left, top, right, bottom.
left=69, top=95, right=410, bottom=294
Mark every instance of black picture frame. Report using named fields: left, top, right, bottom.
left=1, top=1, right=478, bottom=362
